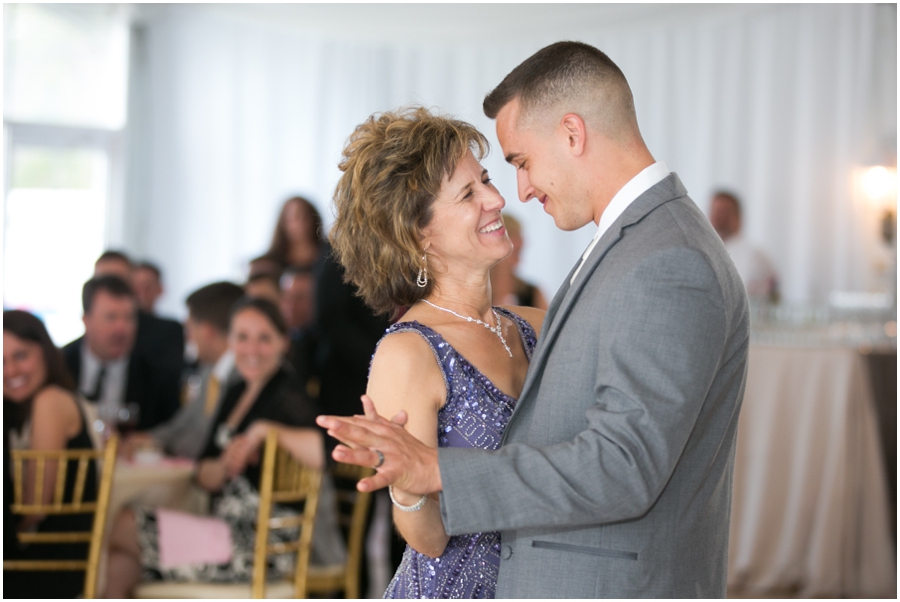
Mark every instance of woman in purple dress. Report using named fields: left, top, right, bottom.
left=330, top=107, right=544, bottom=598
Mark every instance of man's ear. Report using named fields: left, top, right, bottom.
left=560, top=113, right=587, bottom=157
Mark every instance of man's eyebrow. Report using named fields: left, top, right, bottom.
left=504, top=152, right=521, bottom=164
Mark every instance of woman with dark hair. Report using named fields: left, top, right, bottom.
left=3, top=310, right=98, bottom=598
left=103, top=297, right=344, bottom=597
left=265, top=196, right=325, bottom=269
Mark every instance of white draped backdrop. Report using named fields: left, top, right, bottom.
left=118, top=3, right=896, bottom=318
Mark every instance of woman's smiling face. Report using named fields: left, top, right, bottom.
left=420, top=150, right=513, bottom=277
left=3, top=331, right=49, bottom=403
left=229, top=307, right=287, bottom=385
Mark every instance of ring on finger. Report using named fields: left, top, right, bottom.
left=373, top=449, right=385, bottom=469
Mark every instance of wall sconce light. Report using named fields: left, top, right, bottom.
left=858, top=165, right=897, bottom=244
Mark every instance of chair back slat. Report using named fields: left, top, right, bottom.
left=19, top=532, right=93, bottom=544
left=72, top=457, right=90, bottom=510
left=34, top=457, right=45, bottom=508
left=53, top=457, right=68, bottom=508
left=13, top=456, right=23, bottom=507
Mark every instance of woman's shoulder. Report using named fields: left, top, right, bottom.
left=500, top=305, right=545, bottom=338
left=30, top=385, right=82, bottom=440
left=374, top=326, right=441, bottom=370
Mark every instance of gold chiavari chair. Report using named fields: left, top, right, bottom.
left=307, top=463, right=375, bottom=598
left=3, top=434, right=119, bottom=599
left=135, top=429, right=323, bottom=598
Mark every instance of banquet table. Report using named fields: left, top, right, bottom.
left=96, top=457, right=207, bottom=594
left=727, top=344, right=896, bottom=597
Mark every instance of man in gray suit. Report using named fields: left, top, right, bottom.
left=318, top=41, right=748, bottom=598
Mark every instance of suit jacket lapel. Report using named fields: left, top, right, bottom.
left=513, top=173, right=688, bottom=414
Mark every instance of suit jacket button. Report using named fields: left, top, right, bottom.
left=501, top=544, right=513, bottom=560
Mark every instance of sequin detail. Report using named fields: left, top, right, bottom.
left=380, top=308, right=537, bottom=599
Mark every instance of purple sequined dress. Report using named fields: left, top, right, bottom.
left=382, top=307, right=537, bottom=599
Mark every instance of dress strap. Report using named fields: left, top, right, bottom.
left=494, top=307, right=538, bottom=360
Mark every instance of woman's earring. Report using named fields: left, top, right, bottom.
left=416, top=254, right=428, bottom=288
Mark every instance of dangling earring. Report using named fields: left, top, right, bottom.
left=416, top=254, right=428, bottom=288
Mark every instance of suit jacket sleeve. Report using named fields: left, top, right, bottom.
left=439, top=246, right=731, bottom=534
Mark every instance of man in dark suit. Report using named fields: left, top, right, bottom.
left=62, top=276, right=180, bottom=431
left=94, top=250, right=185, bottom=377
left=280, top=265, right=320, bottom=404
left=314, top=243, right=391, bottom=419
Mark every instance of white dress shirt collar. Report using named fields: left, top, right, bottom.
left=571, top=161, right=670, bottom=284
left=212, top=350, right=235, bottom=382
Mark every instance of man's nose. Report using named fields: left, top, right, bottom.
left=516, top=170, right=534, bottom=203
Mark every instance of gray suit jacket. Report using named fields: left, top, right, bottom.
left=150, top=364, right=240, bottom=459
left=439, top=174, right=749, bottom=598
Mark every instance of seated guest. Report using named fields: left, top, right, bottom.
left=489, top=213, right=549, bottom=310
left=124, top=282, right=245, bottom=459
left=266, top=196, right=325, bottom=269
left=132, top=261, right=164, bottom=315
left=103, top=298, right=344, bottom=597
left=709, top=190, right=780, bottom=302
left=244, top=272, right=282, bottom=305
left=4, top=310, right=98, bottom=599
left=280, top=266, right=320, bottom=402
left=62, top=276, right=180, bottom=431
left=93, top=251, right=185, bottom=377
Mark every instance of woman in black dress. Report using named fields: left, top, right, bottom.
left=104, top=297, right=342, bottom=597
left=3, top=310, right=98, bottom=598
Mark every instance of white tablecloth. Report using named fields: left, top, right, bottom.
left=728, top=345, right=895, bottom=597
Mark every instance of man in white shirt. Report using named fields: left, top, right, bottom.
left=709, top=190, right=779, bottom=301
left=62, top=276, right=181, bottom=433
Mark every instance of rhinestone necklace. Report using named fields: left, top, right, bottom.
left=422, top=299, right=512, bottom=357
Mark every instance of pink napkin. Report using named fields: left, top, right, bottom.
left=156, top=509, right=233, bottom=569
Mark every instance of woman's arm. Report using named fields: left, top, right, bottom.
left=22, top=386, right=82, bottom=529
left=222, top=420, right=325, bottom=479
left=366, top=332, right=448, bottom=558
left=195, top=458, right=228, bottom=493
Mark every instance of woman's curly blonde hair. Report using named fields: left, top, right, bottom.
left=330, top=106, right=489, bottom=318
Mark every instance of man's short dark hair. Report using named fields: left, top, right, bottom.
left=82, top=275, right=135, bottom=314
left=712, top=190, right=742, bottom=217
left=96, top=250, right=132, bottom=267
left=185, top=281, right=246, bottom=334
left=483, top=41, right=637, bottom=142
left=134, top=261, right=162, bottom=280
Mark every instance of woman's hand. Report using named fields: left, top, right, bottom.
left=196, top=458, right=228, bottom=493
left=221, top=420, right=271, bottom=479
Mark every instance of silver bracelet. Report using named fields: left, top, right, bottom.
left=389, top=485, right=428, bottom=512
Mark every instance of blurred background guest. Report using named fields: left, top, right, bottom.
left=265, top=195, right=325, bottom=269
left=93, top=251, right=185, bottom=377
left=709, top=190, right=780, bottom=303
left=124, top=281, right=245, bottom=459
left=4, top=310, right=98, bottom=599
left=61, top=276, right=180, bottom=432
left=280, top=265, right=320, bottom=403
left=103, top=297, right=343, bottom=597
left=132, top=261, right=164, bottom=315
left=244, top=272, right=282, bottom=305
left=490, top=213, right=548, bottom=310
